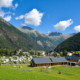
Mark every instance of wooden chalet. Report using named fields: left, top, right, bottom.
left=31, top=57, right=69, bottom=67
left=65, top=56, right=80, bottom=63
left=31, top=58, right=52, bottom=67
left=50, top=58, right=68, bottom=66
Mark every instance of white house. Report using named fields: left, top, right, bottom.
left=23, top=52, right=30, bottom=56
left=67, top=52, right=72, bottom=56
left=36, top=51, right=46, bottom=56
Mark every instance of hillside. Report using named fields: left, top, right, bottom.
left=18, top=26, right=73, bottom=50
left=0, top=17, right=43, bottom=51
left=18, top=27, right=56, bottom=50
left=54, top=32, right=80, bottom=52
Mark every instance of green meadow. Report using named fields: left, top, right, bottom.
left=0, top=64, right=80, bottom=80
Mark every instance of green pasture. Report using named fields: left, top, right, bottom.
left=0, top=64, right=80, bottom=80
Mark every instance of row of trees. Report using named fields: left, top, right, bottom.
left=0, top=48, right=68, bottom=57
left=29, top=50, right=68, bottom=57
left=54, top=50, right=68, bottom=57
left=0, top=49, right=23, bottom=56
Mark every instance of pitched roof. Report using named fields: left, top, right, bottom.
left=36, top=51, right=45, bottom=52
left=33, top=58, right=52, bottom=64
left=65, top=56, right=80, bottom=61
left=51, top=57, right=68, bottom=63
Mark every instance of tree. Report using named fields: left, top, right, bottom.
left=19, top=51, right=23, bottom=56
left=5, top=49, right=8, bottom=56
left=45, top=51, right=48, bottom=56
left=30, top=51, right=34, bottom=55
left=9, top=51, right=13, bottom=56
left=38, top=52, right=41, bottom=56
left=14, top=50, right=17, bottom=55
left=63, top=50, right=68, bottom=56
left=54, top=52, right=57, bottom=57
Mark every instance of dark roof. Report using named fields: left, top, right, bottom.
left=33, top=58, right=52, bottom=64
left=65, top=56, right=80, bottom=61
left=51, top=57, right=68, bottom=63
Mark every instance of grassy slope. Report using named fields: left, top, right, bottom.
left=0, top=65, right=80, bottom=80
left=0, top=17, right=43, bottom=51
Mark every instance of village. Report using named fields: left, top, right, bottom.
left=0, top=49, right=80, bottom=80
left=0, top=49, right=80, bottom=68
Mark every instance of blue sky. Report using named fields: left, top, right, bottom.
left=0, top=0, right=80, bottom=34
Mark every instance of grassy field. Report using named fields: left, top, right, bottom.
left=0, top=64, right=80, bottom=80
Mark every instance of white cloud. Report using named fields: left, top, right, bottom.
left=48, top=31, right=51, bottom=33
left=13, top=3, right=18, bottom=10
left=6, top=11, right=11, bottom=14
left=15, top=9, right=44, bottom=26
left=15, top=3, right=18, bottom=8
left=54, top=19, right=73, bottom=31
left=0, top=0, right=18, bottom=20
left=74, top=25, right=80, bottom=32
left=21, top=23, right=26, bottom=26
left=25, top=9, right=44, bottom=26
left=4, top=15, right=11, bottom=21
left=0, top=9, right=11, bottom=17
left=0, top=9, right=5, bottom=17
left=0, top=0, right=13, bottom=8
left=15, top=15, right=24, bottom=20
left=13, top=13, right=15, bottom=15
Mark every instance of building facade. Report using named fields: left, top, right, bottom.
left=31, top=56, right=79, bottom=67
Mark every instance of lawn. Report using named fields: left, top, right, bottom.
left=0, top=64, right=80, bottom=80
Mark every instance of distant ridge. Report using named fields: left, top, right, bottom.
left=20, top=26, right=34, bottom=30
left=46, top=32, right=62, bottom=36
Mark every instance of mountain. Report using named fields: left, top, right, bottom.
left=68, top=33, right=76, bottom=36
left=18, top=27, right=56, bottom=50
left=46, top=32, right=62, bottom=36
left=18, top=26, right=74, bottom=50
left=54, top=32, right=80, bottom=52
left=20, top=26, right=34, bottom=30
left=0, top=17, right=43, bottom=51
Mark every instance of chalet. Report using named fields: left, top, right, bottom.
left=31, top=58, right=52, bottom=67
left=48, top=51, right=55, bottom=56
left=50, top=58, right=68, bottom=66
left=36, top=51, right=46, bottom=56
left=31, top=57, right=68, bottom=67
left=31, top=57, right=77, bottom=67
left=65, top=56, right=80, bottom=63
